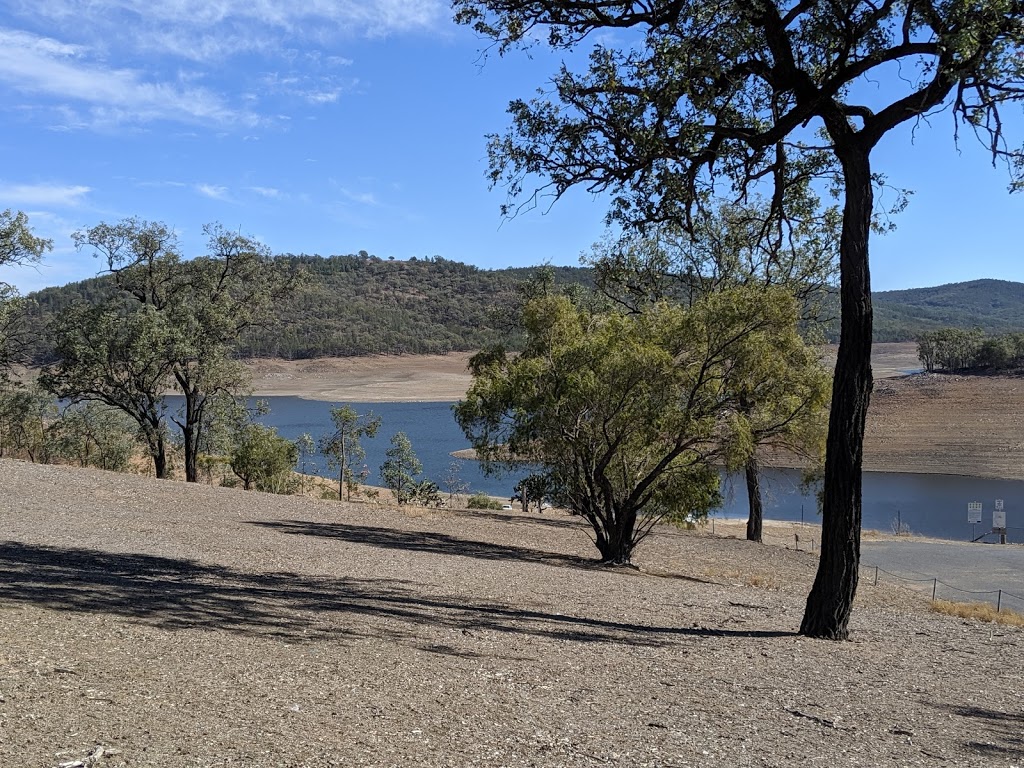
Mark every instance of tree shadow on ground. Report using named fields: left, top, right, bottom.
left=249, top=519, right=591, bottom=569
left=935, top=704, right=1024, bottom=759
left=0, top=541, right=794, bottom=646
left=449, top=509, right=586, bottom=531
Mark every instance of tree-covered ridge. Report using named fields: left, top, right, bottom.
left=19, top=257, right=1024, bottom=360
left=873, top=280, right=1024, bottom=342
left=21, top=255, right=594, bottom=362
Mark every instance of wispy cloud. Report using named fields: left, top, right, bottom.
left=0, top=181, right=91, bottom=206
left=17, top=1, right=447, bottom=61
left=247, top=186, right=283, bottom=199
left=0, top=28, right=253, bottom=128
left=196, top=183, right=231, bottom=201
left=339, top=188, right=381, bottom=206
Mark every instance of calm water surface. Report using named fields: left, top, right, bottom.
left=241, top=396, right=1022, bottom=543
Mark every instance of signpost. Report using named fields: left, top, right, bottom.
left=968, top=502, right=982, bottom=541
left=994, top=499, right=1007, bottom=544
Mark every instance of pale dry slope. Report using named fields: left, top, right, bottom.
left=1, top=458, right=1021, bottom=767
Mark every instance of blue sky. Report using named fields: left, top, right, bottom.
left=0, top=1, right=1020, bottom=294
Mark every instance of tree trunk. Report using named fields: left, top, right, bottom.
left=744, top=455, right=763, bottom=543
left=800, top=149, right=874, bottom=640
left=153, top=436, right=168, bottom=479
left=182, top=422, right=198, bottom=483
left=594, top=508, right=637, bottom=564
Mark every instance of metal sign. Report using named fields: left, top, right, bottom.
left=994, top=508, right=1007, bottom=529
left=996, top=499, right=1004, bottom=511
left=968, top=502, right=983, bottom=524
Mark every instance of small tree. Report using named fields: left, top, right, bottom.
left=457, top=287, right=808, bottom=564
left=319, top=405, right=381, bottom=501
left=230, top=423, right=298, bottom=493
left=442, top=459, right=471, bottom=507
left=513, top=473, right=552, bottom=514
left=380, top=432, right=422, bottom=505
left=50, top=401, right=139, bottom=471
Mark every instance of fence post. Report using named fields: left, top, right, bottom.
left=874, top=566, right=878, bottom=586
left=932, top=579, right=937, bottom=601
left=998, top=590, right=1002, bottom=613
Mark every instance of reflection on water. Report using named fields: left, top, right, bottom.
left=174, top=396, right=1020, bottom=543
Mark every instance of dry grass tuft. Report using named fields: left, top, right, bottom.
left=931, top=599, right=1024, bottom=627
left=745, top=573, right=780, bottom=590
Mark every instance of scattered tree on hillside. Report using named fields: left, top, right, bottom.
left=442, top=459, right=471, bottom=506
left=454, top=0, right=1024, bottom=639
left=319, top=404, right=382, bottom=501
left=380, top=432, right=423, bottom=505
left=512, top=473, right=552, bottom=514
left=230, top=423, right=298, bottom=493
left=456, top=287, right=811, bottom=564
left=44, top=218, right=297, bottom=482
left=42, top=302, right=178, bottom=477
left=0, top=210, right=52, bottom=380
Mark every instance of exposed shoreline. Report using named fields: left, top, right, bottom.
left=246, top=344, right=1024, bottom=482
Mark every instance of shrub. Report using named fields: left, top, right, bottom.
left=467, top=492, right=503, bottom=510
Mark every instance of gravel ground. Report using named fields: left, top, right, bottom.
left=1, top=458, right=1022, bottom=768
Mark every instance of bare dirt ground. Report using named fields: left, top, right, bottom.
left=1, top=458, right=1022, bottom=768
left=245, top=353, right=477, bottom=402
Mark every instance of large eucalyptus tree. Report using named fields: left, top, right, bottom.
left=453, top=0, right=1024, bottom=638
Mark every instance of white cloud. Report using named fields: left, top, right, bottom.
left=0, top=181, right=91, bottom=206
left=340, top=188, right=380, bottom=206
left=0, top=28, right=253, bottom=128
left=16, top=1, right=446, bottom=60
left=196, top=183, right=231, bottom=201
left=247, top=186, right=282, bottom=199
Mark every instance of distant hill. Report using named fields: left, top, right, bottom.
left=872, top=279, right=1024, bottom=341
left=20, top=254, right=593, bottom=362
left=18, top=257, right=1024, bottom=360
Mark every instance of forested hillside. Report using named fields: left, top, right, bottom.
left=21, top=254, right=592, bottom=361
left=20, top=257, right=1024, bottom=360
left=872, top=279, right=1024, bottom=341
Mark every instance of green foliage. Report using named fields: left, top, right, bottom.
left=512, top=473, right=552, bottom=513
left=41, top=301, right=177, bottom=477
left=0, top=381, right=57, bottom=463
left=917, top=328, right=1024, bottom=372
left=40, top=218, right=295, bottom=482
left=0, top=211, right=52, bottom=379
left=21, top=250, right=1024, bottom=354
left=229, top=423, right=298, bottom=493
left=318, top=405, right=381, bottom=501
left=409, top=480, right=444, bottom=508
left=456, top=287, right=810, bottom=563
left=379, top=431, right=422, bottom=505
left=467, top=492, right=503, bottom=510
left=21, top=256, right=594, bottom=362
left=49, top=401, right=139, bottom=472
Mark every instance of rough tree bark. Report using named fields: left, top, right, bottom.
left=800, top=148, right=873, bottom=640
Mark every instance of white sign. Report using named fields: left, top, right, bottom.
left=994, top=508, right=1007, bottom=529
left=996, top=499, right=1004, bottom=511
left=968, top=502, right=983, bottom=524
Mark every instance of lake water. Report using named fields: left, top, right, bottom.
left=234, top=396, right=1022, bottom=543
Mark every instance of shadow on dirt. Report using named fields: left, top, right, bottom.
left=938, top=704, right=1024, bottom=759
left=250, top=519, right=588, bottom=569
left=0, top=541, right=794, bottom=646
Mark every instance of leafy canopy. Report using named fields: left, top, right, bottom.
left=457, top=286, right=814, bottom=562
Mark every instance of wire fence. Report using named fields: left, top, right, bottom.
left=860, top=563, right=1024, bottom=613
